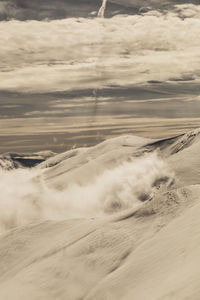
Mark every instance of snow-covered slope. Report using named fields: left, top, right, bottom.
left=40, top=129, right=200, bottom=189
left=41, top=135, right=152, bottom=188
left=1, top=129, right=200, bottom=300
left=167, top=136, right=200, bottom=187
left=0, top=183, right=200, bottom=300
left=146, top=128, right=200, bottom=186
left=144, top=128, right=200, bottom=186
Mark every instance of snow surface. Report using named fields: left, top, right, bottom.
left=1, top=129, right=200, bottom=299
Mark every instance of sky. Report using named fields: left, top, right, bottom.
left=1, top=0, right=200, bottom=153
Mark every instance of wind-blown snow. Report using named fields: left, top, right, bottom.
left=0, top=151, right=173, bottom=232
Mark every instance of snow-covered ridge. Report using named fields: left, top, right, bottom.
left=40, top=128, right=200, bottom=183
left=144, top=128, right=200, bottom=156
left=40, top=128, right=200, bottom=173
left=36, top=128, right=200, bottom=193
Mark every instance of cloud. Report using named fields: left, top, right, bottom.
left=115, top=0, right=200, bottom=12
left=0, top=0, right=199, bottom=21
left=0, top=5, right=200, bottom=93
left=0, top=0, right=146, bottom=21
left=0, top=0, right=101, bottom=20
left=173, top=3, right=200, bottom=18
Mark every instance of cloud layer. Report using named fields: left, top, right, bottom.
left=0, top=0, right=139, bottom=20
left=0, top=0, right=100, bottom=20
left=0, top=5, right=200, bottom=93
left=0, top=0, right=199, bottom=20
left=1, top=3, right=200, bottom=152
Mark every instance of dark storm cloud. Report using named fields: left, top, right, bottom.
left=1, top=82, right=200, bottom=153
left=0, top=0, right=99, bottom=20
left=0, top=0, right=137, bottom=20
left=1, top=82, right=200, bottom=120
left=111, top=0, right=200, bottom=9
left=1, top=83, right=200, bottom=136
left=0, top=0, right=199, bottom=20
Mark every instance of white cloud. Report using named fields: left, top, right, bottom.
left=173, top=4, right=200, bottom=18
left=0, top=5, right=200, bottom=92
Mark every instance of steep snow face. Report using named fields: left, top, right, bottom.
left=131, top=128, right=200, bottom=187
left=167, top=140, right=200, bottom=187
left=144, top=128, right=200, bottom=157
left=166, top=128, right=200, bottom=154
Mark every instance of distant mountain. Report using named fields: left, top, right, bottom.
left=0, top=151, right=55, bottom=170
